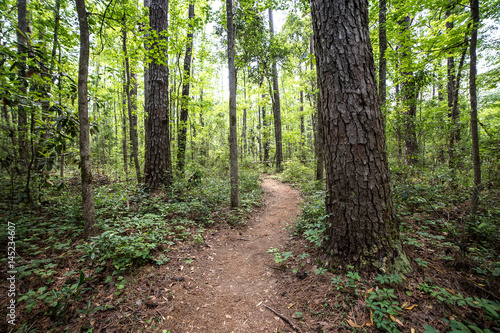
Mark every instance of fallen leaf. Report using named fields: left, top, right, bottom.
left=404, top=304, right=418, bottom=310
left=411, top=328, right=415, bottom=333
left=288, top=303, right=296, bottom=309
left=347, top=319, right=364, bottom=328
left=366, top=288, right=373, bottom=293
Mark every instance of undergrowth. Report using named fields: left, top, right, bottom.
left=0, top=168, right=262, bottom=332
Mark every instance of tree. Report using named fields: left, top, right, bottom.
left=378, top=0, right=387, bottom=117
left=227, top=0, right=239, bottom=208
left=268, top=8, right=283, bottom=172
left=17, top=0, right=29, bottom=166
left=311, top=0, right=411, bottom=273
left=122, top=13, right=141, bottom=183
left=469, top=0, right=481, bottom=216
left=177, top=1, right=195, bottom=174
left=144, top=0, right=172, bottom=189
left=75, top=0, right=97, bottom=238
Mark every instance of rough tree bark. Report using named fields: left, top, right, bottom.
left=379, top=0, right=387, bottom=118
left=227, top=0, right=239, bottom=208
left=75, top=0, right=97, bottom=238
left=268, top=8, right=283, bottom=172
left=121, top=70, right=128, bottom=176
left=177, top=2, right=195, bottom=174
left=469, top=0, right=481, bottom=216
left=144, top=0, right=172, bottom=189
left=310, top=36, right=324, bottom=181
left=311, top=0, right=411, bottom=273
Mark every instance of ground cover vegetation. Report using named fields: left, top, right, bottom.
left=0, top=0, right=499, bottom=331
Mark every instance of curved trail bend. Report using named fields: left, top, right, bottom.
left=159, top=177, right=302, bottom=333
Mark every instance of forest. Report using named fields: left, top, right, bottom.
left=0, top=0, right=499, bottom=331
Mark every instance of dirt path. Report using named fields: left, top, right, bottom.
left=158, top=177, right=302, bottom=333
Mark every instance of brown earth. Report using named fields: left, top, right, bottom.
left=158, top=177, right=303, bottom=333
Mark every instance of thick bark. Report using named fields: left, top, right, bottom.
left=75, top=0, right=97, bottom=239
left=227, top=0, right=239, bottom=208
left=311, top=0, right=410, bottom=273
left=177, top=2, right=195, bottom=174
left=310, top=36, right=324, bottom=181
left=144, top=0, right=172, bottom=189
left=268, top=8, right=283, bottom=172
left=469, top=0, right=481, bottom=216
left=378, top=0, right=387, bottom=119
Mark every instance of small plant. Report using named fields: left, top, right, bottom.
left=415, top=257, right=429, bottom=267
left=375, top=273, right=403, bottom=286
left=267, top=248, right=294, bottom=264
left=365, top=288, right=402, bottom=333
left=346, top=267, right=361, bottom=288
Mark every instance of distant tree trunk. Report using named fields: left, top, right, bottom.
left=242, top=69, right=247, bottom=158
left=262, top=93, right=269, bottom=165
left=268, top=8, right=283, bottom=172
left=144, top=0, right=172, bottom=189
left=122, top=16, right=141, bottom=182
left=379, top=0, right=387, bottom=122
left=129, top=72, right=141, bottom=180
left=75, top=0, right=97, bottom=239
left=227, top=0, right=239, bottom=208
left=311, top=0, right=411, bottom=273
left=17, top=0, right=29, bottom=167
left=469, top=0, right=481, bottom=216
left=398, top=15, right=418, bottom=165
left=121, top=72, right=128, bottom=176
left=300, top=90, right=305, bottom=157
left=177, top=2, right=195, bottom=174
left=143, top=0, right=150, bottom=162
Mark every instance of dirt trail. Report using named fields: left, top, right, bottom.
left=159, top=177, right=302, bottom=333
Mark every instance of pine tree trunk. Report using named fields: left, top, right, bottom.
left=311, top=0, right=411, bottom=273
left=379, top=0, right=387, bottom=121
left=75, top=0, right=97, bottom=238
left=310, top=36, right=324, bottom=181
left=144, top=0, right=172, bottom=189
left=121, top=71, right=128, bottom=176
left=227, top=0, right=239, bottom=208
left=177, top=2, right=195, bottom=174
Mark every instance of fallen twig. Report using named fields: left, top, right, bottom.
left=166, top=256, right=195, bottom=260
left=264, top=263, right=285, bottom=271
left=237, top=238, right=250, bottom=241
left=263, top=304, right=303, bottom=333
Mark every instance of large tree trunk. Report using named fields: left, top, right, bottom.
left=310, top=36, right=324, bottom=181
left=311, top=0, right=411, bottom=273
left=379, top=0, right=387, bottom=120
left=227, top=0, right=239, bottom=208
left=75, top=0, right=97, bottom=239
left=268, top=8, right=283, bottom=172
left=469, top=0, right=481, bottom=216
left=144, top=0, right=172, bottom=189
left=177, top=2, right=195, bottom=174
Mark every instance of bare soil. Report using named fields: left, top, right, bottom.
left=156, top=177, right=303, bottom=332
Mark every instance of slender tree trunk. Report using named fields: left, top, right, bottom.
left=242, top=69, right=247, bottom=157
left=122, top=16, right=141, bottom=182
left=227, top=0, right=239, bottom=208
left=262, top=93, right=269, bottom=165
left=121, top=72, right=128, bottom=176
left=177, top=2, right=195, bottom=174
left=17, top=0, right=29, bottom=167
left=76, top=0, right=97, bottom=239
left=398, top=15, right=418, bottom=165
left=144, top=0, right=172, bottom=189
left=311, top=0, right=410, bottom=273
left=268, top=8, right=282, bottom=172
left=469, top=0, right=481, bottom=216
